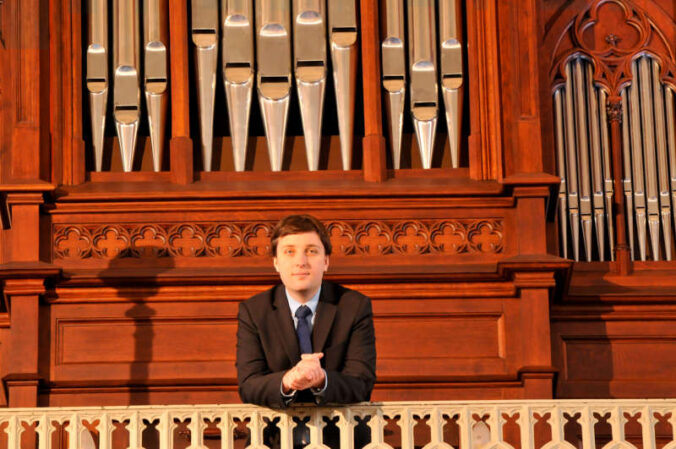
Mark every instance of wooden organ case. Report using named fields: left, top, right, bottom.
left=0, top=0, right=672, bottom=409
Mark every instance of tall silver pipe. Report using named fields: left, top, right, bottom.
left=256, top=0, right=292, bottom=171
left=222, top=0, right=254, bottom=172
left=564, top=63, right=581, bottom=261
left=87, top=0, right=109, bottom=172
left=293, top=0, right=327, bottom=171
left=328, top=0, right=358, bottom=170
left=638, top=57, right=661, bottom=260
left=407, top=0, right=439, bottom=169
left=113, top=0, right=141, bottom=172
left=629, top=62, right=647, bottom=261
left=586, top=63, right=606, bottom=260
left=651, top=59, right=673, bottom=260
left=554, top=89, right=569, bottom=259
left=599, top=89, right=615, bottom=260
left=573, top=59, right=593, bottom=261
left=192, top=0, right=219, bottom=172
left=621, top=90, right=635, bottom=260
left=144, top=0, right=169, bottom=172
left=381, top=0, right=406, bottom=169
left=666, top=87, right=676, bottom=256
left=439, top=0, right=463, bottom=169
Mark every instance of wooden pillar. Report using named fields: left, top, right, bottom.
left=169, top=0, right=194, bottom=184
left=5, top=194, right=43, bottom=262
left=607, top=96, right=631, bottom=275
left=514, top=186, right=550, bottom=254
left=517, top=279, right=555, bottom=399
left=2, top=282, right=41, bottom=407
left=465, top=0, right=503, bottom=180
left=360, top=0, right=387, bottom=182
left=0, top=191, right=55, bottom=406
left=7, top=0, right=46, bottom=182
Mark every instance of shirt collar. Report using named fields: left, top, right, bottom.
left=285, top=287, right=321, bottom=318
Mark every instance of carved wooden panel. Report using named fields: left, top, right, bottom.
left=52, top=219, right=505, bottom=260
left=548, top=0, right=676, bottom=94
left=45, top=278, right=541, bottom=403
left=376, top=313, right=507, bottom=380
left=50, top=301, right=239, bottom=386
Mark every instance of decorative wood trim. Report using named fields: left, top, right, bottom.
left=548, top=0, right=676, bottom=95
left=52, top=219, right=505, bottom=260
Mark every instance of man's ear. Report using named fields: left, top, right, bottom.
left=273, top=257, right=280, bottom=272
left=324, top=256, right=329, bottom=272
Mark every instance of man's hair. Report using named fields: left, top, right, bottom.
left=270, top=214, right=333, bottom=256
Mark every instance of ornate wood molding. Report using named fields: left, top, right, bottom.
left=53, top=219, right=505, bottom=260
left=549, top=0, right=676, bottom=94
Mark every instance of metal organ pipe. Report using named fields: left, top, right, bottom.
left=86, top=0, right=109, bottom=172
left=113, top=0, right=141, bottom=172
left=328, top=0, right=359, bottom=170
left=222, top=0, right=254, bottom=172
left=191, top=0, right=219, bottom=172
left=143, top=0, right=169, bottom=172
left=381, top=0, right=406, bottom=169
left=293, top=0, right=327, bottom=171
left=256, top=0, right=292, bottom=172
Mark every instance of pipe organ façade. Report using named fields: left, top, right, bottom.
left=555, top=55, right=676, bottom=262
left=85, top=0, right=466, bottom=173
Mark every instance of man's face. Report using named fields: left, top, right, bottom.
left=273, top=231, right=329, bottom=302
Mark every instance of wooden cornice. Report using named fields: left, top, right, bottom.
left=0, top=180, right=55, bottom=228
left=47, top=256, right=573, bottom=304
left=562, top=261, right=676, bottom=303
left=0, top=262, right=61, bottom=325
left=0, top=262, right=61, bottom=280
left=52, top=175, right=505, bottom=203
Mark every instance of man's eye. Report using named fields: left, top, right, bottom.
left=285, top=249, right=294, bottom=255
left=307, top=248, right=319, bottom=255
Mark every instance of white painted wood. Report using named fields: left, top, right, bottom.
left=0, top=400, right=675, bottom=449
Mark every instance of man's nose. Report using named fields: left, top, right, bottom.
left=295, top=252, right=309, bottom=265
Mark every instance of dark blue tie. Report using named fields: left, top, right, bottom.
left=295, top=305, right=313, bottom=354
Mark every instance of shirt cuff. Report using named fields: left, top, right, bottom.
left=311, top=370, right=328, bottom=395
left=280, top=381, right=297, bottom=404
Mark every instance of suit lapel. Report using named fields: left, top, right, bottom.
left=312, top=284, right=337, bottom=352
left=271, top=286, right=300, bottom=364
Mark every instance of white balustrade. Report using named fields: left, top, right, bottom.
left=0, top=400, right=675, bottom=449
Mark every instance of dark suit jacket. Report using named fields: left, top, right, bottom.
left=236, top=281, right=376, bottom=408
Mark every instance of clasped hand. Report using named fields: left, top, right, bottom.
left=282, top=353, right=325, bottom=392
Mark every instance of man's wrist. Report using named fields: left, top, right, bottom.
left=281, top=381, right=296, bottom=398
left=311, top=370, right=328, bottom=395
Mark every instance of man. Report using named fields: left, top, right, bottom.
left=236, top=214, right=376, bottom=409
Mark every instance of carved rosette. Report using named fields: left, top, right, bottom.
left=205, top=224, right=244, bottom=257
left=92, top=225, right=131, bottom=258
left=355, top=222, right=393, bottom=256
left=242, top=223, right=273, bottom=257
left=167, top=224, right=206, bottom=257
left=430, top=220, right=468, bottom=254
left=392, top=221, right=430, bottom=255
left=54, top=226, right=93, bottom=259
left=325, top=221, right=356, bottom=256
left=130, top=225, right=169, bottom=257
left=549, top=0, right=676, bottom=94
left=52, top=219, right=505, bottom=260
left=467, top=220, right=504, bottom=253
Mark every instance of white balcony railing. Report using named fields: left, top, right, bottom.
left=1, top=400, right=676, bottom=449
